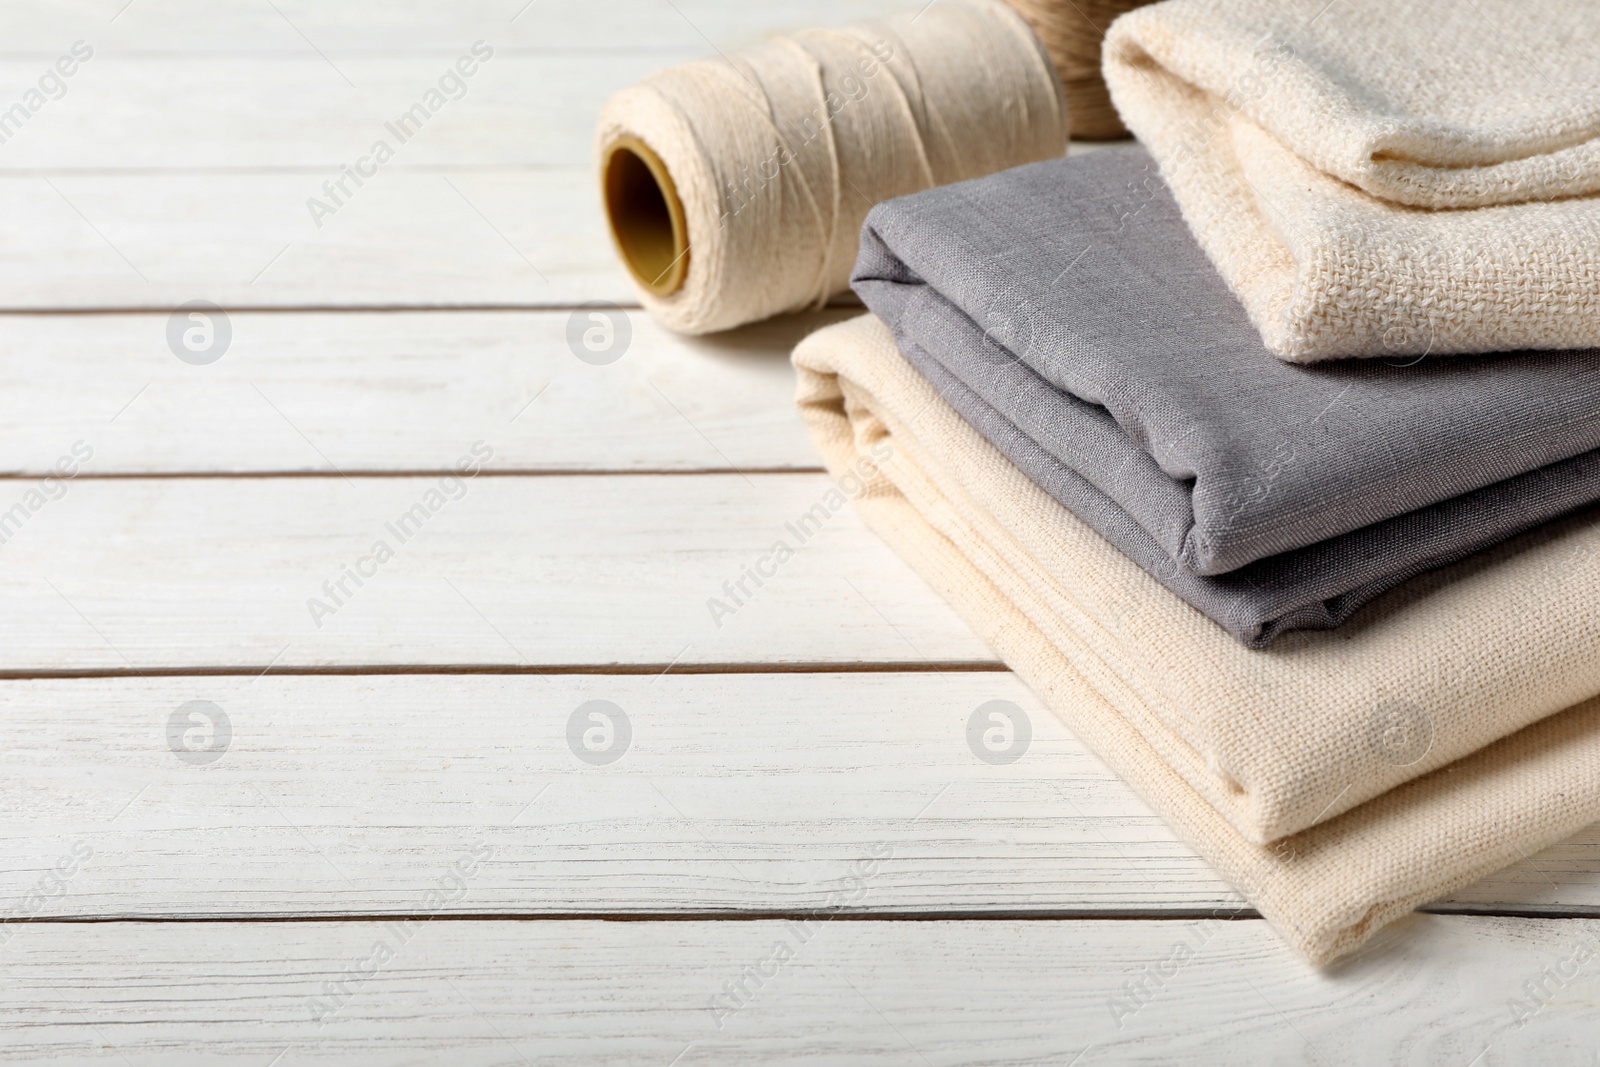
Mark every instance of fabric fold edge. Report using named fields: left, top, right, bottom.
left=1104, top=1, right=1600, bottom=211
left=1103, top=10, right=1600, bottom=363
left=1099, top=25, right=1312, bottom=360
left=794, top=312, right=1600, bottom=964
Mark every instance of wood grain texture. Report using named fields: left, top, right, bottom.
left=0, top=56, right=660, bottom=171
left=0, top=308, right=839, bottom=474
left=0, top=472, right=993, bottom=670
left=0, top=168, right=901, bottom=309
left=4, top=37, right=1102, bottom=172
left=1, top=916, right=1596, bottom=1065
left=0, top=168, right=625, bottom=309
left=0, top=37, right=681, bottom=308
left=6, top=0, right=912, bottom=55
left=1, top=673, right=1594, bottom=919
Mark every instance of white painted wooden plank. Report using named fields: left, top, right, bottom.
left=1, top=673, right=1593, bottom=919
left=0, top=473, right=993, bottom=670
left=0, top=916, right=1594, bottom=1064
left=0, top=52, right=1099, bottom=309
left=0, top=672, right=1236, bottom=918
left=0, top=168, right=629, bottom=309
left=1, top=76, right=1097, bottom=174
left=0, top=55, right=679, bottom=171
left=0, top=1, right=922, bottom=312
left=5, top=46, right=1115, bottom=176
left=0, top=308, right=838, bottom=474
left=0, top=2, right=917, bottom=172
left=5, top=0, right=911, bottom=55
left=0, top=167, right=900, bottom=310
left=7, top=172, right=923, bottom=314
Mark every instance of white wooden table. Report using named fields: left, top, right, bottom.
left=3, top=2, right=1598, bottom=1062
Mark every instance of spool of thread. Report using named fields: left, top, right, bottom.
left=1002, top=0, right=1157, bottom=140
left=595, top=0, right=1067, bottom=335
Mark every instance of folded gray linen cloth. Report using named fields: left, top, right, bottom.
left=852, top=146, right=1600, bottom=645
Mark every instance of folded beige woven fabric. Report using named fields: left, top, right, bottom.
left=794, top=314, right=1600, bottom=962
left=799, top=312, right=1600, bottom=846
left=1102, top=0, right=1600, bottom=361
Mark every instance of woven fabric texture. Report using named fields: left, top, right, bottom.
left=1102, top=0, right=1600, bottom=361
left=793, top=312, right=1600, bottom=963
left=793, top=312, right=1600, bottom=846
left=851, top=147, right=1600, bottom=645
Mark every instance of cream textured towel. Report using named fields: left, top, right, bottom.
left=794, top=314, right=1600, bottom=962
left=1102, top=0, right=1600, bottom=361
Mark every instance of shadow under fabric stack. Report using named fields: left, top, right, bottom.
left=790, top=0, right=1600, bottom=962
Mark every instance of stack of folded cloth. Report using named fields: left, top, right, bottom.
left=792, top=0, right=1600, bottom=963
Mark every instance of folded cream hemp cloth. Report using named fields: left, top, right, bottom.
left=794, top=314, right=1600, bottom=961
left=1103, top=0, right=1600, bottom=361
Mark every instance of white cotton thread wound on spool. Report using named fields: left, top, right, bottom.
left=595, top=0, right=1067, bottom=335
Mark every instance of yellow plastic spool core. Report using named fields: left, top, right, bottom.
left=602, top=136, right=690, bottom=297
